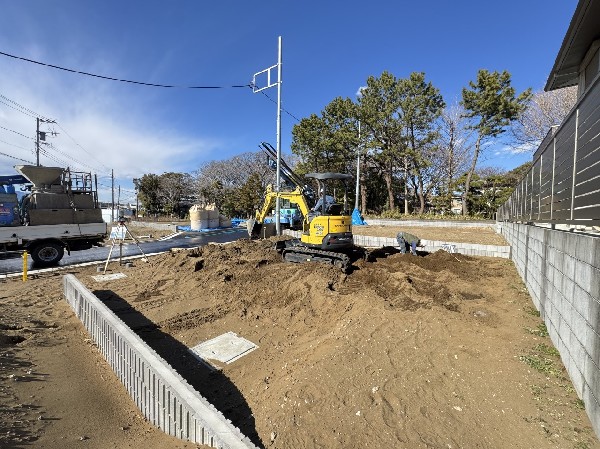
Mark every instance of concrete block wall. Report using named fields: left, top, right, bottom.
left=500, top=222, right=600, bottom=438
left=62, top=274, right=258, bottom=449
left=364, top=219, right=496, bottom=228
left=282, top=230, right=511, bottom=258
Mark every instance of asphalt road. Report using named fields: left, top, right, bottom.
left=0, top=228, right=248, bottom=276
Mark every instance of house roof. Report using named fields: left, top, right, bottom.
left=545, top=0, right=600, bottom=91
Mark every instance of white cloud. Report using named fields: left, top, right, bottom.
left=0, top=49, right=221, bottom=201
left=494, top=142, right=537, bottom=156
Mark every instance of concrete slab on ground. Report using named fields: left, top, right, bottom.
left=190, top=331, right=258, bottom=367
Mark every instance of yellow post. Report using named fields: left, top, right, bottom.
left=22, top=251, right=28, bottom=282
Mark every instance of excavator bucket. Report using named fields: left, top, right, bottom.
left=246, top=218, right=262, bottom=239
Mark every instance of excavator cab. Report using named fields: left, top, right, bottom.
left=300, top=173, right=353, bottom=252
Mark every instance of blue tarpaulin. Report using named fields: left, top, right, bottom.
left=351, top=208, right=366, bottom=225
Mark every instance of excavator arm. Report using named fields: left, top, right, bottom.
left=248, top=184, right=312, bottom=238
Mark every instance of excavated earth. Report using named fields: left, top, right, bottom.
left=1, top=237, right=599, bottom=449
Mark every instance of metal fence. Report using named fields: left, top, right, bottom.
left=497, top=74, right=600, bottom=224
left=62, top=274, right=258, bottom=449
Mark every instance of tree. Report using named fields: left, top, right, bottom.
left=158, top=172, right=194, bottom=218
left=460, top=69, right=531, bottom=215
left=358, top=71, right=405, bottom=211
left=433, top=103, right=474, bottom=212
left=194, top=151, right=273, bottom=211
left=135, top=174, right=161, bottom=215
left=397, top=72, right=445, bottom=214
left=511, top=86, right=577, bottom=149
left=291, top=97, right=358, bottom=175
left=234, top=173, right=266, bottom=218
left=455, top=162, right=532, bottom=218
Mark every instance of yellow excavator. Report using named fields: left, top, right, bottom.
left=247, top=143, right=358, bottom=271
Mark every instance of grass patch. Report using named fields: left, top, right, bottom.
left=526, top=323, right=549, bottom=337
left=573, top=399, right=585, bottom=410
left=520, top=342, right=562, bottom=377
left=573, top=442, right=589, bottom=449
left=520, top=354, right=561, bottom=376
left=524, top=305, right=540, bottom=317
left=533, top=343, right=560, bottom=357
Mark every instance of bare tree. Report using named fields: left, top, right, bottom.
left=511, top=86, right=577, bottom=150
left=431, top=103, right=473, bottom=211
left=194, top=151, right=273, bottom=208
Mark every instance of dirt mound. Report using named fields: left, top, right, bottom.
left=2, top=239, right=597, bottom=449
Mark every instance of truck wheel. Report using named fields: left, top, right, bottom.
left=30, top=242, right=64, bottom=265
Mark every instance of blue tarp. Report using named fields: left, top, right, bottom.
left=351, top=208, right=367, bottom=225
left=231, top=218, right=246, bottom=227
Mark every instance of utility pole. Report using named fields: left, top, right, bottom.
left=111, top=169, right=115, bottom=223
left=35, top=118, right=57, bottom=166
left=133, top=178, right=139, bottom=218
left=253, top=36, right=283, bottom=235
left=355, top=120, right=361, bottom=211
left=36, top=118, right=40, bottom=166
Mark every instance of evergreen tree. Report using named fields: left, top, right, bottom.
left=461, top=69, right=531, bottom=215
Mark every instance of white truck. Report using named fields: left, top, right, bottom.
left=0, top=165, right=108, bottom=265
left=0, top=222, right=107, bottom=265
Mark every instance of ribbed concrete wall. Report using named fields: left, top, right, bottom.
left=62, top=274, right=258, bottom=449
left=353, top=234, right=510, bottom=258
left=282, top=230, right=511, bottom=258
left=500, top=222, right=600, bottom=438
left=364, top=219, right=495, bottom=228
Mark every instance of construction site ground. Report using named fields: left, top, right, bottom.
left=1, top=230, right=598, bottom=449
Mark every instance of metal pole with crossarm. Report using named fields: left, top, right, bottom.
left=253, top=37, right=283, bottom=235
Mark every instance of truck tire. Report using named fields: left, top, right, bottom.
left=30, top=242, right=64, bottom=266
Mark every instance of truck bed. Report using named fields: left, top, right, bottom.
left=0, top=222, right=107, bottom=244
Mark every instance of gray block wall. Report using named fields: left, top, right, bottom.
left=500, top=222, right=600, bottom=438
left=63, top=274, right=258, bottom=449
left=282, top=230, right=511, bottom=258
left=363, top=219, right=495, bottom=228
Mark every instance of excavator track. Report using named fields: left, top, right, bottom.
left=278, top=243, right=351, bottom=272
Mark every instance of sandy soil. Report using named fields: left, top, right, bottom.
left=1, top=237, right=598, bottom=449
left=352, top=225, right=508, bottom=245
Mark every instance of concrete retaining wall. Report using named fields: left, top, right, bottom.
left=62, top=274, right=257, bottom=449
left=353, top=234, right=510, bottom=258
left=282, top=230, right=510, bottom=258
left=500, top=222, right=600, bottom=437
left=364, top=219, right=495, bottom=228
left=129, top=220, right=179, bottom=231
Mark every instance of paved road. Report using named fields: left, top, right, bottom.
left=0, top=228, right=248, bottom=275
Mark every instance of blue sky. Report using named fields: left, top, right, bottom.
left=0, top=0, right=579, bottom=202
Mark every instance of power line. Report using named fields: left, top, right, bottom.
left=0, top=93, right=109, bottom=175
left=0, top=125, right=33, bottom=140
left=0, top=94, right=51, bottom=120
left=55, top=122, right=110, bottom=172
left=0, top=149, right=34, bottom=164
left=0, top=50, right=251, bottom=89
left=0, top=138, right=32, bottom=152
left=38, top=146, right=70, bottom=167
left=43, top=142, right=97, bottom=172
left=250, top=84, right=301, bottom=122
left=0, top=99, right=39, bottom=119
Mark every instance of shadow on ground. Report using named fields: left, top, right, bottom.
left=93, top=289, right=263, bottom=448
